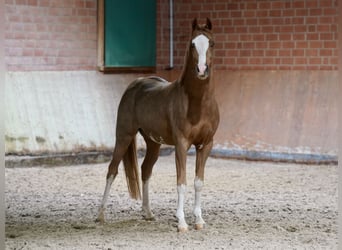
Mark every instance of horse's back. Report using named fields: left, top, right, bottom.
left=125, top=76, right=169, bottom=93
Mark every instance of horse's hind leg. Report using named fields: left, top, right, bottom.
left=96, top=135, right=135, bottom=223
left=141, top=138, right=160, bottom=220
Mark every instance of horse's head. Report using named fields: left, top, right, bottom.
left=190, top=18, right=214, bottom=80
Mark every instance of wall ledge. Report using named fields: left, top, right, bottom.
left=5, top=148, right=337, bottom=168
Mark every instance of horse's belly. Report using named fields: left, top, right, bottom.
left=139, top=127, right=175, bottom=146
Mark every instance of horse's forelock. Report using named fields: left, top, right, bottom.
left=191, top=28, right=213, bottom=41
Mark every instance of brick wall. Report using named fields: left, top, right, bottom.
left=5, top=0, right=97, bottom=71
left=5, top=0, right=338, bottom=71
left=159, top=0, right=338, bottom=70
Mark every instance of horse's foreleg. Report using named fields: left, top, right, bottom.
left=141, top=140, right=160, bottom=220
left=193, top=141, right=213, bottom=230
left=175, top=143, right=189, bottom=232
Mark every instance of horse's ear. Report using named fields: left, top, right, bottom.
left=205, top=18, right=212, bottom=30
left=192, top=18, right=198, bottom=31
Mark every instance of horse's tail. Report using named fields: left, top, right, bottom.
left=122, top=136, right=141, bottom=200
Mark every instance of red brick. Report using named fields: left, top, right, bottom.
left=320, top=33, right=333, bottom=40
left=249, top=58, right=262, bottom=64
left=252, top=50, right=264, bottom=57
left=279, top=49, right=291, bottom=56
left=265, top=50, right=278, bottom=56
left=309, top=58, right=321, bottom=64
left=253, top=34, right=265, bottom=41
left=244, top=10, right=255, bottom=18
left=238, top=34, right=250, bottom=41
left=283, top=9, right=295, bottom=16
left=246, top=2, right=257, bottom=9
left=258, top=2, right=270, bottom=9
left=324, top=41, right=337, bottom=48
left=296, top=41, right=308, bottom=48
left=306, top=17, right=318, bottom=24
left=320, top=0, right=335, bottom=7
left=272, top=18, right=284, bottom=25
left=317, top=24, right=330, bottom=32
left=227, top=3, right=238, bottom=10
left=310, top=41, right=323, bottom=48
left=307, top=33, right=319, bottom=40
left=324, top=8, right=336, bottom=15
left=270, top=10, right=281, bottom=17
left=320, top=49, right=332, bottom=56
left=256, top=10, right=268, bottom=17
left=214, top=3, right=225, bottom=10
left=294, top=25, right=307, bottom=32
left=269, top=41, right=281, bottom=49
left=292, top=49, right=304, bottom=56
left=248, top=26, right=261, bottom=33
left=261, top=26, right=274, bottom=33
left=271, top=1, right=285, bottom=9
left=262, top=58, right=274, bottom=64
left=294, top=58, right=307, bottom=64
left=309, top=9, right=322, bottom=16
left=226, top=50, right=238, bottom=57
left=256, top=42, right=268, bottom=49
left=306, top=0, right=319, bottom=8
left=27, top=0, right=37, bottom=6
left=242, top=42, right=254, bottom=49
left=231, top=11, right=242, bottom=18
left=233, top=19, right=244, bottom=26
left=295, top=9, right=308, bottom=16
left=293, top=1, right=305, bottom=8
left=283, top=41, right=295, bottom=48
left=281, top=58, right=294, bottom=64
left=306, top=49, right=318, bottom=56
left=237, top=58, right=248, bottom=64
left=280, top=26, right=294, bottom=33
left=320, top=16, right=334, bottom=23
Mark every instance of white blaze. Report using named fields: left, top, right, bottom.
left=192, top=34, right=209, bottom=75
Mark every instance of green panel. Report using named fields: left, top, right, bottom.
left=105, top=0, right=156, bottom=67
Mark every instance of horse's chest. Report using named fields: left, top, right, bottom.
left=189, top=121, right=215, bottom=144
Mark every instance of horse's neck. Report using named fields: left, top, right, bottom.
left=179, top=58, right=213, bottom=100
left=177, top=55, right=215, bottom=124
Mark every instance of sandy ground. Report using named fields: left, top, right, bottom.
left=5, top=154, right=338, bottom=249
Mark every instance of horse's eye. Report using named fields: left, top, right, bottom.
left=191, top=42, right=195, bottom=48
left=210, top=41, right=215, bottom=47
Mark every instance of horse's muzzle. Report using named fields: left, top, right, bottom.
left=196, top=64, right=209, bottom=80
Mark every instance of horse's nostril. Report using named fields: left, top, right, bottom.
left=197, top=64, right=207, bottom=75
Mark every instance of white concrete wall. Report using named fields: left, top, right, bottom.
left=5, top=71, right=143, bottom=155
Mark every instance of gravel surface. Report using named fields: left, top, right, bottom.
left=5, top=154, right=338, bottom=249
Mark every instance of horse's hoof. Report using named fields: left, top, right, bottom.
left=178, top=226, right=189, bottom=233
left=194, top=223, right=204, bottom=230
left=95, top=216, right=105, bottom=224
left=95, top=219, right=104, bottom=224
left=144, top=215, right=156, bottom=221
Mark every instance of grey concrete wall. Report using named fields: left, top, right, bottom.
left=5, top=71, right=137, bottom=155
left=5, top=70, right=338, bottom=164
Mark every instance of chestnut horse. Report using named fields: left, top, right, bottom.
left=96, top=18, right=219, bottom=232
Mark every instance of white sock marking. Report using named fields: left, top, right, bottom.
left=176, top=184, right=188, bottom=229
left=142, top=180, right=154, bottom=219
left=194, top=177, right=205, bottom=226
